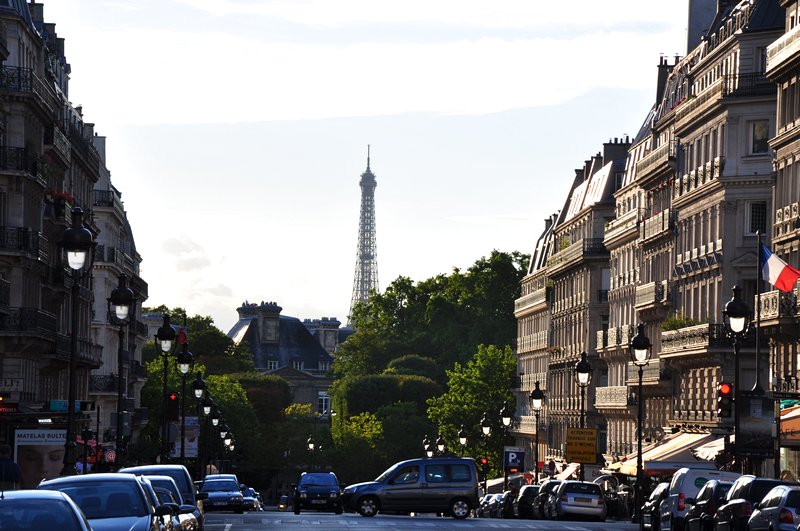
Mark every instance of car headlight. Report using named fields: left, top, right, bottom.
left=330, top=492, right=338, bottom=498
left=300, top=492, right=307, bottom=499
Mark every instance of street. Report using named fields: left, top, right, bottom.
left=204, top=511, right=641, bottom=530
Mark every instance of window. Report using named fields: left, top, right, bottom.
left=449, top=464, right=471, bottom=482
left=425, top=464, right=447, bottom=483
left=747, top=201, right=768, bottom=235
left=317, top=392, right=330, bottom=415
left=265, top=360, right=278, bottom=371
left=292, top=361, right=304, bottom=371
left=392, top=466, right=419, bottom=484
left=750, top=120, right=770, bottom=154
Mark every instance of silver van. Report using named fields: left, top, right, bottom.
left=341, top=457, right=479, bottom=519
left=659, top=467, right=741, bottom=531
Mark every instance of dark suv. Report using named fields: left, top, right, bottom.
left=714, top=475, right=794, bottom=531
left=293, top=472, right=343, bottom=514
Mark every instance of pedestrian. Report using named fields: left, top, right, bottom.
left=0, top=444, right=21, bottom=490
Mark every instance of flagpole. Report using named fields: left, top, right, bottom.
left=755, top=232, right=762, bottom=394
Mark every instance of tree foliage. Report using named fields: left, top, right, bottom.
left=426, top=344, right=517, bottom=477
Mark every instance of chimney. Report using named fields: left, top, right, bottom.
left=603, top=137, right=631, bottom=163
left=656, top=55, right=673, bottom=103
left=686, top=0, right=719, bottom=53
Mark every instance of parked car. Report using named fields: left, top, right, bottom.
left=341, top=456, right=479, bottom=519
left=0, top=489, right=93, bottom=530
left=714, top=475, right=793, bottom=531
left=531, top=479, right=562, bottom=519
left=515, top=484, right=541, bottom=518
left=476, top=493, right=496, bottom=517
left=241, top=487, right=262, bottom=511
left=659, top=467, right=741, bottom=531
left=119, top=464, right=205, bottom=530
left=642, top=482, right=670, bottom=531
left=747, top=484, right=800, bottom=531
left=278, top=495, right=289, bottom=511
left=543, top=480, right=606, bottom=522
left=684, top=479, right=732, bottom=531
left=144, top=475, right=201, bottom=530
left=292, top=472, right=342, bottom=514
left=199, top=477, right=244, bottom=513
left=38, top=472, right=174, bottom=531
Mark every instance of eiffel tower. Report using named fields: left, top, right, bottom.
left=348, top=146, right=379, bottom=326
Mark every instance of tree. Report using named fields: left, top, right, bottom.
left=384, top=354, right=439, bottom=380
left=426, top=344, right=517, bottom=477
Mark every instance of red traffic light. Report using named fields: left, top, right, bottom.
left=719, top=382, right=733, bottom=396
left=169, top=392, right=178, bottom=401
left=479, top=458, right=488, bottom=466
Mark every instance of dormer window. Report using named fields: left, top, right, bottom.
left=292, top=361, right=304, bottom=371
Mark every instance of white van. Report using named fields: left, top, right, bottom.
left=659, top=467, right=741, bottom=531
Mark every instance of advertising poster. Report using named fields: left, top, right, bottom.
left=171, top=416, right=200, bottom=458
left=14, top=429, right=66, bottom=489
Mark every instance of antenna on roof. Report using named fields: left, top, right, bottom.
left=367, top=144, right=371, bottom=171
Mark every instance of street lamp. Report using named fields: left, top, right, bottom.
left=480, top=412, right=492, bottom=436
left=436, top=434, right=446, bottom=454
left=499, top=401, right=514, bottom=490
left=723, top=285, right=751, bottom=473
left=422, top=435, right=434, bottom=458
left=60, top=207, right=96, bottom=476
left=458, top=426, right=467, bottom=457
left=307, top=436, right=315, bottom=470
left=529, top=381, right=545, bottom=483
left=192, top=373, right=207, bottom=478
left=176, top=344, right=193, bottom=465
left=155, top=314, right=177, bottom=461
left=107, top=273, right=136, bottom=467
left=630, top=323, right=652, bottom=530
left=575, top=352, right=592, bottom=481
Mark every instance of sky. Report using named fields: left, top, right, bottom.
left=41, top=0, right=690, bottom=334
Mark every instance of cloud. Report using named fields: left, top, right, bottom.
left=175, top=256, right=212, bottom=272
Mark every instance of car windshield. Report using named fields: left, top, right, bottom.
left=375, top=465, right=398, bottom=483
left=0, top=498, right=84, bottom=529
left=148, top=478, right=183, bottom=503
left=46, top=480, right=149, bottom=519
left=564, top=483, right=601, bottom=495
left=299, top=474, right=338, bottom=487
left=202, top=480, right=239, bottom=492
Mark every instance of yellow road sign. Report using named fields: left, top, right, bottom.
left=566, top=427, right=597, bottom=464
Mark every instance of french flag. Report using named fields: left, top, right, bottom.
left=761, top=243, right=800, bottom=292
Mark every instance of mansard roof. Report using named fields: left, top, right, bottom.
left=527, top=213, right=558, bottom=275
left=0, top=0, right=36, bottom=32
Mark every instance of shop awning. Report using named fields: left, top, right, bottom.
left=691, top=435, right=733, bottom=461
left=612, top=431, right=715, bottom=476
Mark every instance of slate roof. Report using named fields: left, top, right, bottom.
left=229, top=314, right=334, bottom=372
left=0, top=0, right=36, bottom=32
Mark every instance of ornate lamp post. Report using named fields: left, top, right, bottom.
left=529, top=381, right=545, bottom=483
left=107, top=273, right=135, bottom=466
left=575, top=352, right=592, bottom=481
left=630, top=323, right=652, bottom=530
left=436, top=434, right=446, bottom=455
left=155, top=314, right=177, bottom=461
left=60, top=207, right=96, bottom=476
left=176, top=344, right=193, bottom=465
left=458, top=426, right=467, bottom=457
left=422, top=435, right=434, bottom=458
left=192, top=373, right=207, bottom=478
left=723, top=285, right=751, bottom=473
left=480, top=412, right=491, bottom=493
left=307, top=436, right=315, bottom=470
left=500, top=401, right=514, bottom=490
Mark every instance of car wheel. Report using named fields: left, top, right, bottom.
left=335, top=505, right=343, bottom=515
left=450, top=498, right=471, bottom=520
left=357, top=496, right=379, bottom=517
left=293, top=503, right=300, bottom=515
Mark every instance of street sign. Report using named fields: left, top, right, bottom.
left=566, top=427, right=597, bottom=464
left=105, top=449, right=117, bottom=463
left=504, top=448, right=525, bottom=469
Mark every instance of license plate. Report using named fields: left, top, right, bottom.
left=575, top=497, right=591, bottom=503
left=311, top=500, right=326, bottom=504
left=213, top=501, right=227, bottom=505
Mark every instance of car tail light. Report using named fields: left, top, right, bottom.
left=740, top=501, right=752, bottom=518
left=561, top=494, right=568, bottom=502
left=598, top=497, right=604, bottom=505
left=780, top=508, right=794, bottom=524
left=678, top=493, right=685, bottom=511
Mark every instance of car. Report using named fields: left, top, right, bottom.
left=714, top=475, right=793, bottom=531
left=38, top=472, right=174, bottom=531
left=659, top=467, right=741, bottom=531
left=278, top=495, right=289, bottom=511
left=747, top=484, right=800, bottom=530
left=515, top=484, right=541, bottom=518
left=0, top=489, right=93, bottom=530
left=543, top=480, right=607, bottom=522
left=642, top=482, right=670, bottom=531
left=203, top=473, right=240, bottom=487
left=199, top=478, right=244, bottom=513
left=119, top=464, right=205, bottom=530
left=293, top=471, right=342, bottom=514
left=341, top=456, right=479, bottom=519
left=476, top=493, right=495, bottom=517
left=684, top=479, right=732, bottom=531
left=531, top=479, right=562, bottom=519
left=144, top=475, right=201, bottom=530
left=241, top=487, right=262, bottom=511
left=138, top=477, right=183, bottom=531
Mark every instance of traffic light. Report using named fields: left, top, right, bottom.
left=717, top=382, right=733, bottom=417
left=479, top=457, right=489, bottom=478
left=166, top=390, right=180, bottom=421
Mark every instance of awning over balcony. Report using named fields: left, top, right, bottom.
left=608, top=431, right=715, bottom=476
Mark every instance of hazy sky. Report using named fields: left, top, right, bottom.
left=42, top=0, right=689, bottom=334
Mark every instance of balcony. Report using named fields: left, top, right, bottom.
left=635, top=280, right=670, bottom=312
left=514, top=286, right=549, bottom=314
left=0, top=307, right=57, bottom=336
left=546, top=238, right=608, bottom=276
left=757, top=288, right=799, bottom=334
left=767, top=23, right=800, bottom=78
left=641, top=208, right=672, bottom=242
left=67, top=123, right=101, bottom=176
left=96, top=245, right=136, bottom=273
left=0, top=65, right=58, bottom=116
left=723, top=72, right=774, bottom=98
left=604, top=208, right=640, bottom=244
left=626, top=359, right=665, bottom=384
left=595, top=386, right=630, bottom=408
left=636, top=141, right=676, bottom=180
left=89, top=374, right=117, bottom=393
left=45, top=125, right=71, bottom=166
left=671, top=78, right=724, bottom=125
left=93, top=189, right=124, bottom=217
left=661, top=323, right=728, bottom=355
left=675, top=158, right=724, bottom=200
left=0, top=277, right=9, bottom=310
left=0, top=227, right=49, bottom=262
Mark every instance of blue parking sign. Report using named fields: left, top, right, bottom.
left=504, top=449, right=524, bottom=468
